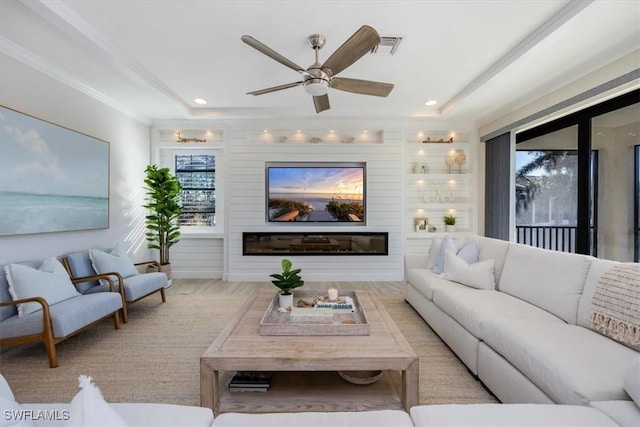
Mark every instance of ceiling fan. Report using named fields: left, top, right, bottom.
left=241, top=25, right=394, bottom=113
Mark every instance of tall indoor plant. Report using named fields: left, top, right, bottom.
left=143, top=164, right=182, bottom=281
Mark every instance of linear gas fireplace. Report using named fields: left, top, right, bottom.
left=243, top=232, right=388, bottom=256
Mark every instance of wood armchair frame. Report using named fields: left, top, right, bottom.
left=62, top=259, right=167, bottom=324
left=0, top=275, right=121, bottom=368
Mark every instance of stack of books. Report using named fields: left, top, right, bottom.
left=228, top=371, right=273, bottom=392
left=315, top=296, right=356, bottom=313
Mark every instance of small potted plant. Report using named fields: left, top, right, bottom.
left=269, top=258, right=304, bottom=308
left=443, top=214, right=457, bottom=233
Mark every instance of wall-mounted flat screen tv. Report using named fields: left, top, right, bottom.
left=266, top=162, right=366, bottom=224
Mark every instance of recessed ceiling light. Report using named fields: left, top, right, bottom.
left=424, top=100, right=438, bottom=106
left=194, top=98, right=208, bottom=105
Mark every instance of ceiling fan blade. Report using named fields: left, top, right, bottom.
left=241, top=35, right=305, bottom=74
left=247, top=81, right=303, bottom=96
left=331, top=77, right=394, bottom=97
left=321, top=25, right=380, bottom=76
left=313, top=94, right=330, bottom=113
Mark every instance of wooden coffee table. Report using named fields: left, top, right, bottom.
left=200, top=289, right=418, bottom=415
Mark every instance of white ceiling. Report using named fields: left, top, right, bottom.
left=1, top=0, right=639, bottom=126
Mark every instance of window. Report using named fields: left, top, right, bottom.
left=175, top=154, right=215, bottom=227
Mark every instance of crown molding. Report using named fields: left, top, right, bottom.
left=440, top=0, right=594, bottom=116
left=1, top=36, right=151, bottom=124
left=18, top=0, right=196, bottom=119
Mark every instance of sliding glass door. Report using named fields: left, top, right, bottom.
left=591, top=103, right=639, bottom=261
left=515, top=129, right=579, bottom=252
left=514, top=89, right=639, bottom=259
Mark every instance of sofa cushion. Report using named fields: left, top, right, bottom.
left=0, top=375, right=35, bottom=427
left=589, top=401, right=640, bottom=427
left=0, top=293, right=122, bottom=340
left=18, top=402, right=214, bottom=427
left=89, top=246, right=138, bottom=280
left=577, top=258, right=619, bottom=328
left=119, top=272, right=167, bottom=301
left=5, top=258, right=81, bottom=317
left=49, top=293, right=122, bottom=337
left=432, top=237, right=479, bottom=275
left=212, top=410, right=414, bottom=427
left=480, top=318, right=638, bottom=404
left=624, top=355, right=640, bottom=406
left=406, top=267, right=468, bottom=301
left=427, top=237, right=477, bottom=273
left=64, top=251, right=101, bottom=293
left=444, top=250, right=495, bottom=290
left=0, top=261, right=41, bottom=322
left=410, top=404, right=619, bottom=427
left=498, top=243, right=591, bottom=324
left=66, top=375, right=128, bottom=427
left=433, top=288, right=563, bottom=337
left=476, top=236, right=511, bottom=283
left=588, top=263, right=640, bottom=351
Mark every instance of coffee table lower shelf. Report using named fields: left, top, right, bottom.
left=215, top=370, right=403, bottom=415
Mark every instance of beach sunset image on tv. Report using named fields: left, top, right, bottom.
left=266, top=162, right=365, bottom=223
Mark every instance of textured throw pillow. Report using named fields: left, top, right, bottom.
left=89, top=246, right=138, bottom=279
left=624, top=355, right=640, bottom=406
left=432, top=236, right=479, bottom=275
left=444, top=250, right=496, bottom=290
left=5, top=258, right=81, bottom=317
left=65, top=375, right=128, bottom=427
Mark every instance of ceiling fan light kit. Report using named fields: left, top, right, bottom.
left=241, top=25, right=394, bottom=113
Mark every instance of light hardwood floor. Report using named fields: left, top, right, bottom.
left=166, top=279, right=405, bottom=296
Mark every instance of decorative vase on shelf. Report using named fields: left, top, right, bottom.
left=445, top=225, right=456, bottom=233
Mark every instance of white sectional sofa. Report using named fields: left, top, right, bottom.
left=4, top=355, right=640, bottom=426
left=404, top=235, right=640, bottom=425
left=0, top=375, right=214, bottom=427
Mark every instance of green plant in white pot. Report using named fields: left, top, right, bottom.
left=143, top=164, right=182, bottom=285
left=269, top=258, right=304, bottom=308
left=443, top=214, right=457, bottom=233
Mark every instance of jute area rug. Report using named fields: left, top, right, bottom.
left=0, top=289, right=497, bottom=406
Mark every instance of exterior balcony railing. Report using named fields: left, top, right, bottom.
left=515, top=225, right=597, bottom=255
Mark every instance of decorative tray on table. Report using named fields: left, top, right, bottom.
left=259, top=289, right=370, bottom=336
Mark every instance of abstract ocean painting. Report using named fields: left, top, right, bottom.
left=0, top=106, right=109, bottom=235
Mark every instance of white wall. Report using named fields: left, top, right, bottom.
left=0, top=54, right=152, bottom=265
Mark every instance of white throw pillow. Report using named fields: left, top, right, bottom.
left=432, top=236, right=479, bottom=275
left=5, top=258, right=81, bottom=317
left=65, top=375, right=128, bottom=427
left=624, top=355, right=640, bottom=406
left=444, top=250, right=496, bottom=290
left=89, top=246, right=138, bottom=279
left=426, top=238, right=443, bottom=270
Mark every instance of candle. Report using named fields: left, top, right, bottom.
left=328, top=288, right=338, bottom=301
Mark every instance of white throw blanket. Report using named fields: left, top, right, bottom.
left=590, top=264, right=640, bottom=351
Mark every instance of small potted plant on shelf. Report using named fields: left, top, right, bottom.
left=269, top=258, right=304, bottom=309
left=443, top=214, right=457, bottom=233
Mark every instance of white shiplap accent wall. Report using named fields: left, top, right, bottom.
left=225, top=128, right=404, bottom=281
